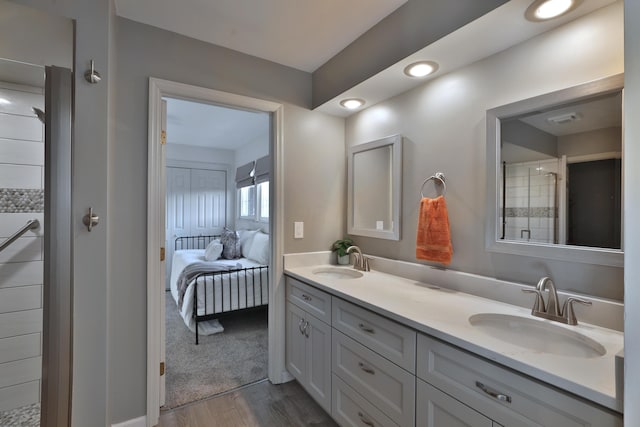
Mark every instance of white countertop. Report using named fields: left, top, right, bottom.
left=284, top=264, right=624, bottom=413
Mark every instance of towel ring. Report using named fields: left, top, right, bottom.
left=420, top=172, right=446, bottom=198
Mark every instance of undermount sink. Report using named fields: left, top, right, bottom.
left=312, top=267, right=363, bottom=279
left=468, top=313, right=606, bottom=358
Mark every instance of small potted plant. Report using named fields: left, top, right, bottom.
left=331, top=237, right=354, bottom=265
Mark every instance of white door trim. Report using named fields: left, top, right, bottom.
left=146, top=78, right=285, bottom=427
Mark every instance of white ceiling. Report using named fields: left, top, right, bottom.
left=315, top=0, right=618, bottom=117
left=165, top=97, right=270, bottom=149
left=114, top=0, right=406, bottom=73
left=519, top=92, right=622, bottom=136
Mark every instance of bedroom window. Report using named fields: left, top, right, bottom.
left=258, top=181, right=269, bottom=222
left=239, top=185, right=256, bottom=219
left=236, top=155, right=270, bottom=222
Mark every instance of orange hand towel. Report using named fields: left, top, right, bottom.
left=416, top=195, right=453, bottom=265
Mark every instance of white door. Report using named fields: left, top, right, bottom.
left=189, top=168, right=226, bottom=236
left=165, top=168, right=227, bottom=290
left=165, top=166, right=191, bottom=290
left=160, top=99, right=168, bottom=407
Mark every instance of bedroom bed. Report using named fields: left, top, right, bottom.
left=169, top=233, right=269, bottom=344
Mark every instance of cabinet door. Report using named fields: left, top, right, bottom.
left=417, top=379, right=493, bottom=427
left=306, top=313, right=332, bottom=414
left=285, top=302, right=306, bottom=382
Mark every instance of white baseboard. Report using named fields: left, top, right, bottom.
left=112, top=415, right=146, bottom=427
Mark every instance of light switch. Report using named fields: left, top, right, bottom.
left=294, top=221, right=304, bottom=239
left=376, top=221, right=384, bottom=230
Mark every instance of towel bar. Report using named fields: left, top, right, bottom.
left=420, top=172, right=446, bottom=198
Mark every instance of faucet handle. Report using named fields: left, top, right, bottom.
left=522, top=289, right=546, bottom=313
left=361, top=256, right=370, bottom=272
left=562, top=297, right=592, bottom=326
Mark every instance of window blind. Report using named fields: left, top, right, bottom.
left=255, top=155, right=270, bottom=184
left=235, top=161, right=255, bottom=188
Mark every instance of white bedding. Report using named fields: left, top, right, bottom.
left=170, top=249, right=268, bottom=335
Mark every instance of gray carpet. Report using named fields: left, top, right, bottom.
left=164, top=293, right=268, bottom=409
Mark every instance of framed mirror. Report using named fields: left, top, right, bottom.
left=486, top=74, right=623, bottom=267
left=348, top=134, right=402, bottom=240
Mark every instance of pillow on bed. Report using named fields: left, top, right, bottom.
left=204, top=239, right=223, bottom=261
left=220, top=228, right=241, bottom=259
left=238, top=229, right=260, bottom=258
left=247, top=232, right=269, bottom=265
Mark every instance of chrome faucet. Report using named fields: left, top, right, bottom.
left=536, top=277, right=561, bottom=317
left=522, top=277, right=592, bottom=325
left=346, top=245, right=370, bottom=272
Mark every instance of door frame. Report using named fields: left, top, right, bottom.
left=146, top=78, right=286, bottom=426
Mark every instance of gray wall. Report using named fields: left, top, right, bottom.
left=502, top=120, right=557, bottom=159
left=345, top=3, right=624, bottom=300
left=9, top=0, right=113, bottom=425
left=0, top=0, right=72, bottom=69
left=624, top=0, right=640, bottom=423
left=111, top=17, right=344, bottom=423
left=558, top=127, right=622, bottom=158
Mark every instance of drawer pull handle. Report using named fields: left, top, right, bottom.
left=358, top=323, right=375, bottom=334
left=304, top=321, right=310, bottom=338
left=358, top=362, right=375, bottom=375
left=301, top=294, right=312, bottom=301
left=298, top=319, right=305, bottom=335
left=357, top=411, right=375, bottom=427
left=475, top=381, right=511, bottom=403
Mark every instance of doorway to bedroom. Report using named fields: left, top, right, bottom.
left=162, top=96, right=271, bottom=410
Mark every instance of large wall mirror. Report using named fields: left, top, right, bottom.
left=348, top=134, right=402, bottom=240
left=486, top=74, right=623, bottom=267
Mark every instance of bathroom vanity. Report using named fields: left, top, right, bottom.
left=284, top=261, right=623, bottom=427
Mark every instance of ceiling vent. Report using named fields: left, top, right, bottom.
left=546, top=112, right=581, bottom=124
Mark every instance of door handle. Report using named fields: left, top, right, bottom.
left=83, top=207, right=100, bottom=232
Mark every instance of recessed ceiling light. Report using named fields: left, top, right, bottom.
left=340, top=98, right=365, bottom=110
left=525, top=0, right=582, bottom=22
left=403, top=61, right=439, bottom=78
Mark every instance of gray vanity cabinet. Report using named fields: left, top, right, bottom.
left=416, top=334, right=622, bottom=427
left=284, top=274, right=622, bottom=427
left=285, top=279, right=332, bottom=414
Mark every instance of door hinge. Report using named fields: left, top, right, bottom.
left=160, top=247, right=165, bottom=262
left=160, top=362, right=165, bottom=376
left=161, top=130, right=166, bottom=145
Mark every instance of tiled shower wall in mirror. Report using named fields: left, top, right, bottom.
left=502, top=159, right=560, bottom=244
left=0, top=80, right=44, bottom=421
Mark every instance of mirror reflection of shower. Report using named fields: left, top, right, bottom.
left=501, top=158, right=562, bottom=245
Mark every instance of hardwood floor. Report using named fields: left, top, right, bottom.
left=158, top=379, right=338, bottom=427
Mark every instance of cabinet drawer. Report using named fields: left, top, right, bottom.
left=333, top=330, right=415, bottom=427
left=332, top=297, right=416, bottom=373
left=332, top=374, right=399, bottom=427
left=417, top=378, right=492, bottom=427
left=286, top=277, right=331, bottom=324
left=417, top=334, right=622, bottom=427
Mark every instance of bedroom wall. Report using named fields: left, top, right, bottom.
left=111, top=17, right=344, bottom=423
left=344, top=3, right=624, bottom=300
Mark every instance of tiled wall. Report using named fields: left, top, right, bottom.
left=502, top=159, right=559, bottom=244
left=0, top=82, right=44, bottom=412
